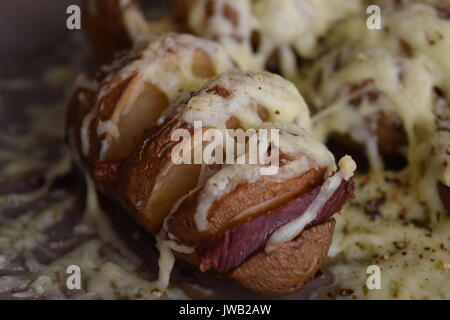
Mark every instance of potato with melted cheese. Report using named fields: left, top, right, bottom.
left=67, top=64, right=357, bottom=294
left=176, top=0, right=363, bottom=78
left=299, top=4, right=450, bottom=214
left=66, top=33, right=237, bottom=200
left=119, top=71, right=356, bottom=294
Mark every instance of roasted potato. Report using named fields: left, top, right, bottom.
left=168, top=159, right=355, bottom=295
left=82, top=0, right=149, bottom=64
left=168, top=168, right=327, bottom=246
left=300, top=5, right=450, bottom=212
left=118, top=71, right=326, bottom=233
left=301, top=47, right=410, bottom=171
left=175, top=0, right=363, bottom=76
left=69, top=1, right=360, bottom=294
left=66, top=33, right=237, bottom=198
left=438, top=182, right=450, bottom=212
left=115, top=71, right=356, bottom=294
left=68, top=66, right=357, bottom=295
left=229, top=220, right=335, bottom=295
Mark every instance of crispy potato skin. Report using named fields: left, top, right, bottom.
left=117, top=117, right=337, bottom=297
left=120, top=118, right=339, bottom=296
left=230, top=219, right=335, bottom=296
left=82, top=0, right=136, bottom=64
left=168, top=168, right=326, bottom=246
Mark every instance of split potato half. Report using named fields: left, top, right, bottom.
left=66, top=33, right=236, bottom=199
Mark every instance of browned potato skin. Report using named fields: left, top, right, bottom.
left=82, top=0, right=141, bottom=64
left=329, top=111, right=408, bottom=170
left=65, top=51, right=143, bottom=202
left=230, top=219, right=335, bottom=295
left=174, top=0, right=194, bottom=30
left=118, top=112, right=327, bottom=238
left=372, top=112, right=408, bottom=157
left=96, top=175, right=336, bottom=296
left=66, top=48, right=141, bottom=163
left=168, top=168, right=326, bottom=246
left=438, top=182, right=450, bottom=212
left=165, top=166, right=334, bottom=296
left=174, top=219, right=335, bottom=296
left=65, top=78, right=130, bottom=200
left=66, top=75, right=138, bottom=165
left=118, top=118, right=192, bottom=234
left=117, top=116, right=336, bottom=296
left=82, top=0, right=133, bottom=64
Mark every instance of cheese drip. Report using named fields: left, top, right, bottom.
left=184, top=0, right=362, bottom=78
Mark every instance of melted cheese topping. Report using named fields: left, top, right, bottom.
left=328, top=170, right=450, bottom=300
left=14, top=1, right=450, bottom=300
left=174, top=71, right=336, bottom=231
left=299, top=5, right=450, bottom=215
left=0, top=98, right=191, bottom=299
left=292, top=3, right=450, bottom=299
left=185, top=0, right=362, bottom=77
left=78, top=33, right=236, bottom=160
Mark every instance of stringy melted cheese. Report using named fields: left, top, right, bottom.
left=175, top=71, right=336, bottom=231
left=185, top=0, right=363, bottom=77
